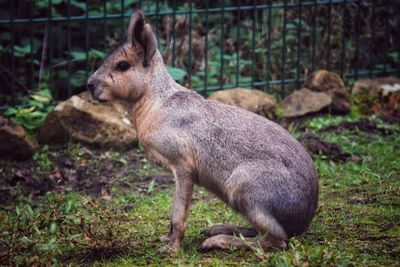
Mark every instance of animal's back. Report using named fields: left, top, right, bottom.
left=163, top=90, right=318, bottom=237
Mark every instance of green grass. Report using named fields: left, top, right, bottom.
left=1, top=114, right=399, bottom=266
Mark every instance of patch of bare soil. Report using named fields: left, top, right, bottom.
left=0, top=144, right=173, bottom=206
left=380, top=110, right=400, bottom=124
left=299, top=133, right=361, bottom=162
left=322, top=119, right=394, bottom=135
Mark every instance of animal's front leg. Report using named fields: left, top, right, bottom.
left=159, top=169, right=193, bottom=253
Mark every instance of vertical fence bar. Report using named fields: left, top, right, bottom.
left=296, top=1, right=302, bottom=87
left=305, top=4, right=311, bottom=74
left=67, top=0, right=72, bottom=97
left=311, top=0, right=317, bottom=72
left=236, top=1, right=241, bottom=87
left=188, top=0, right=193, bottom=88
left=29, top=1, right=34, bottom=91
left=354, top=1, right=361, bottom=80
left=266, top=2, right=272, bottom=92
left=369, top=0, right=376, bottom=78
left=219, top=0, right=225, bottom=90
left=103, top=0, right=107, bottom=48
left=171, top=0, right=176, bottom=67
left=251, top=0, right=256, bottom=89
left=340, top=0, right=347, bottom=77
left=155, top=0, right=160, bottom=44
left=398, top=6, right=400, bottom=77
left=120, top=0, right=124, bottom=37
left=383, top=1, right=388, bottom=74
left=10, top=0, right=15, bottom=102
left=326, top=0, right=332, bottom=70
left=48, top=0, right=53, bottom=96
left=281, top=0, right=288, bottom=98
left=203, top=0, right=209, bottom=96
left=85, top=2, right=89, bottom=82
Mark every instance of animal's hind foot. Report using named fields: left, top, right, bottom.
left=202, top=224, right=258, bottom=238
left=259, top=237, right=288, bottom=251
left=199, top=234, right=240, bottom=252
left=157, top=244, right=179, bottom=254
left=159, top=235, right=170, bottom=242
left=198, top=233, right=288, bottom=253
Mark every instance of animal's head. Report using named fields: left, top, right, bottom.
left=87, top=10, right=158, bottom=102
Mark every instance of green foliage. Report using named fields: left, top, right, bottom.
left=388, top=52, right=399, bottom=62
left=70, top=70, right=87, bottom=87
left=12, top=44, right=33, bottom=58
left=0, top=193, right=134, bottom=266
left=70, top=48, right=107, bottom=62
left=191, top=51, right=253, bottom=89
left=136, top=144, right=145, bottom=153
left=33, top=145, right=53, bottom=172
left=3, top=89, right=55, bottom=131
left=273, top=105, right=284, bottom=119
left=351, top=91, right=377, bottom=115
left=305, top=112, right=365, bottom=131
left=166, top=65, right=187, bottom=83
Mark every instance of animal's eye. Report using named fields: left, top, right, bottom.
left=115, top=61, right=131, bottom=72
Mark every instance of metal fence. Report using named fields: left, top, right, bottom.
left=0, top=0, right=399, bottom=105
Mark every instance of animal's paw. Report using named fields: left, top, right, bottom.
left=198, top=235, right=231, bottom=253
left=157, top=244, right=179, bottom=254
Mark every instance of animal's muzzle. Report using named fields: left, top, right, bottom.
left=87, top=82, right=96, bottom=99
left=87, top=79, right=102, bottom=101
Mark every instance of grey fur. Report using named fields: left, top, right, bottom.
left=87, top=10, right=318, bottom=253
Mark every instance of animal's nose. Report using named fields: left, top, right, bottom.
left=87, top=81, right=97, bottom=98
left=87, top=82, right=95, bottom=93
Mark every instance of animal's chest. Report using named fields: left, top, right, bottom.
left=137, top=128, right=173, bottom=171
left=143, top=148, right=166, bottom=167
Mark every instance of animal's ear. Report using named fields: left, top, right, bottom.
left=127, top=10, right=157, bottom=67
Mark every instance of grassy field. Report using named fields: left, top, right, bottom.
left=1, top=114, right=399, bottom=266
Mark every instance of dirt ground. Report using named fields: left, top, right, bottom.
left=0, top=144, right=173, bottom=207
left=321, top=119, right=395, bottom=135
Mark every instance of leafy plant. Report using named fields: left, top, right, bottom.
left=166, top=65, right=187, bottom=83
left=33, top=145, right=53, bottom=172
left=3, top=89, right=55, bottom=131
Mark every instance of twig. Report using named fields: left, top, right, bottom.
left=83, top=147, right=99, bottom=159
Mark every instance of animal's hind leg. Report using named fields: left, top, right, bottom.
left=199, top=207, right=287, bottom=252
left=202, top=224, right=257, bottom=238
left=199, top=221, right=287, bottom=252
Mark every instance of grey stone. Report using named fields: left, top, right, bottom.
left=0, top=116, right=36, bottom=160
left=282, top=88, right=332, bottom=118
left=208, top=88, right=277, bottom=118
left=39, top=91, right=137, bottom=149
left=303, top=70, right=351, bottom=114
